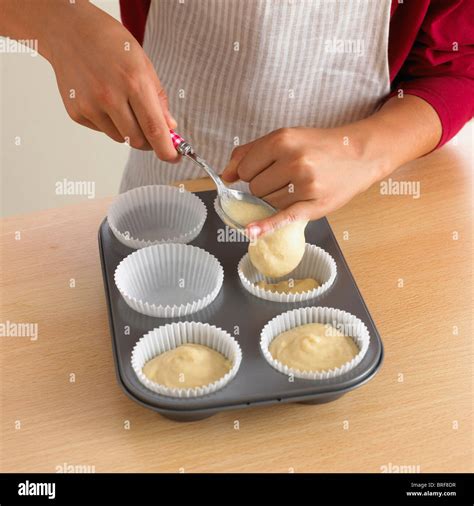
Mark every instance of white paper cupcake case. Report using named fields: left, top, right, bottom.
left=114, top=243, right=224, bottom=318
left=260, top=306, right=370, bottom=380
left=107, top=185, right=207, bottom=248
left=131, top=322, right=242, bottom=398
left=238, top=244, right=337, bottom=303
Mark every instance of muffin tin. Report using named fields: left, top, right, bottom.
left=99, top=190, right=383, bottom=421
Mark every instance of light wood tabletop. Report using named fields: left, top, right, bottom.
left=1, top=124, right=472, bottom=473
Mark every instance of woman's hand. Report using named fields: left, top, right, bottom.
left=221, top=126, right=385, bottom=236
left=221, top=95, right=441, bottom=237
left=0, top=0, right=179, bottom=161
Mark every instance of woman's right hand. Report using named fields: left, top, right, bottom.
left=2, top=0, right=179, bottom=161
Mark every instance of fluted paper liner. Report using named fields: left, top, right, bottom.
left=238, top=244, right=337, bottom=302
left=131, top=322, right=242, bottom=397
left=114, top=243, right=224, bottom=317
left=108, top=185, right=207, bottom=248
left=260, top=307, right=370, bottom=380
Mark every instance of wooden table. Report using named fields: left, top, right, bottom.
left=1, top=125, right=472, bottom=473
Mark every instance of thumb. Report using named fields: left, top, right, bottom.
left=246, top=201, right=313, bottom=238
left=221, top=142, right=255, bottom=182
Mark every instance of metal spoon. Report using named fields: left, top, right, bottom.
left=170, top=130, right=276, bottom=232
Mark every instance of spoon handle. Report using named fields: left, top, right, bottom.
left=169, top=130, right=192, bottom=154
left=169, top=130, right=227, bottom=193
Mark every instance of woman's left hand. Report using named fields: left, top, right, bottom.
left=221, top=94, right=444, bottom=238
left=221, top=125, right=388, bottom=237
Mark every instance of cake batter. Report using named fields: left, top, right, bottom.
left=222, top=198, right=272, bottom=225
left=223, top=199, right=307, bottom=278
left=255, top=278, right=319, bottom=294
left=269, top=323, right=359, bottom=372
left=143, top=343, right=232, bottom=389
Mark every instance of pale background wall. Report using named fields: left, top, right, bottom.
left=0, top=0, right=129, bottom=217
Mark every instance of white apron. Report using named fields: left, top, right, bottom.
left=120, top=0, right=391, bottom=192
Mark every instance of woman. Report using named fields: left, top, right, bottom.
left=1, top=0, right=472, bottom=236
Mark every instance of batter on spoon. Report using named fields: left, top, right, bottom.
left=223, top=199, right=307, bottom=277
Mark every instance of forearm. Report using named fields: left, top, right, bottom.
left=221, top=94, right=444, bottom=230
left=349, top=94, right=443, bottom=181
left=0, top=0, right=93, bottom=61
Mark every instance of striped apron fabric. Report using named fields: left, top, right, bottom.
left=120, top=0, right=391, bottom=192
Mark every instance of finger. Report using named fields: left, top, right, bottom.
left=129, top=82, right=179, bottom=162
left=72, top=115, right=101, bottom=132
left=155, top=81, right=177, bottom=129
left=221, top=142, right=255, bottom=182
left=248, top=159, right=292, bottom=197
left=263, top=175, right=320, bottom=209
left=146, top=59, right=178, bottom=130
left=234, top=137, right=278, bottom=183
left=234, top=128, right=298, bottom=183
left=107, top=103, right=152, bottom=150
left=263, top=185, right=302, bottom=210
left=84, top=111, right=127, bottom=144
left=246, top=201, right=316, bottom=238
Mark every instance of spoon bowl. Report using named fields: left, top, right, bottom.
left=170, top=130, right=277, bottom=232
left=216, top=189, right=276, bottom=232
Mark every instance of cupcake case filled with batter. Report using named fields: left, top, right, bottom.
left=99, top=191, right=383, bottom=421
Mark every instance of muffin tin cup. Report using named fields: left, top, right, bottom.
left=131, top=322, right=242, bottom=398
left=114, top=243, right=224, bottom=318
left=107, top=185, right=207, bottom=248
left=238, top=244, right=337, bottom=302
left=260, top=306, right=370, bottom=380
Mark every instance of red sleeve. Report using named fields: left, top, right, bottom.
left=389, top=0, right=474, bottom=147
left=119, top=0, right=151, bottom=46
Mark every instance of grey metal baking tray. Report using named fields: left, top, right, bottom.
left=98, top=190, right=383, bottom=421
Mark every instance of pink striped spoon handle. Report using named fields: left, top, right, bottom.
left=169, top=129, right=184, bottom=149
left=169, top=129, right=194, bottom=156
